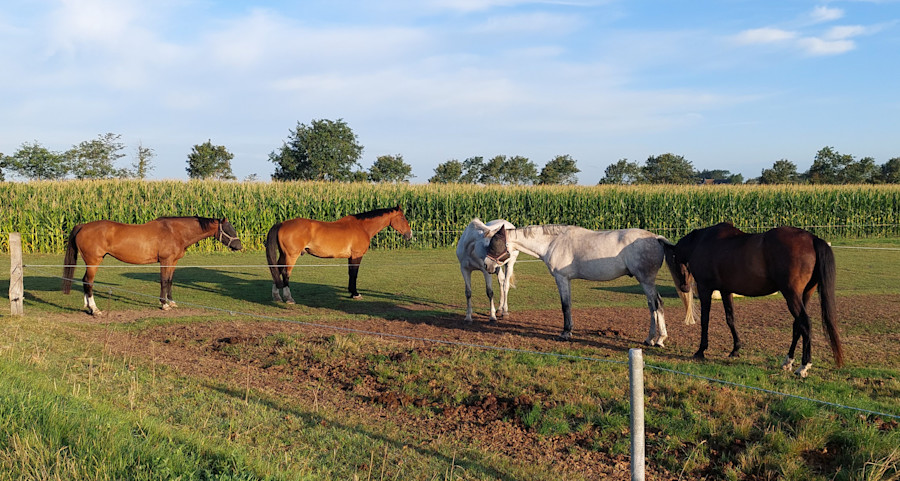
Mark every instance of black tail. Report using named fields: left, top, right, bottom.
left=814, top=237, right=843, bottom=367
left=62, top=225, right=83, bottom=294
left=266, top=223, right=284, bottom=288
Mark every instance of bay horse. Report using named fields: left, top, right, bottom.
left=483, top=224, right=692, bottom=345
left=266, top=206, right=412, bottom=302
left=456, top=218, right=519, bottom=323
left=62, top=217, right=243, bottom=315
left=663, top=222, right=843, bottom=377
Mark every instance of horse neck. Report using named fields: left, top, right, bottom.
left=175, top=218, right=217, bottom=247
left=507, top=228, right=554, bottom=259
left=359, top=213, right=394, bottom=238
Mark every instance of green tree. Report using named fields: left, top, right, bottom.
left=642, top=153, right=695, bottom=184
left=9, top=141, right=68, bottom=180
left=67, top=133, right=128, bottom=179
left=880, top=157, right=900, bottom=184
left=368, top=154, right=413, bottom=183
left=429, top=159, right=464, bottom=183
left=132, top=141, right=155, bottom=179
left=806, top=146, right=850, bottom=184
left=759, top=159, right=800, bottom=184
left=539, top=154, right=580, bottom=185
left=0, top=153, right=7, bottom=181
left=500, top=155, right=539, bottom=185
left=842, top=156, right=879, bottom=184
left=269, top=119, right=363, bottom=181
left=599, top=158, right=642, bottom=184
left=480, top=155, right=506, bottom=184
left=460, top=156, right=484, bottom=184
left=186, top=140, right=236, bottom=180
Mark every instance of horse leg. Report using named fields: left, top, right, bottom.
left=639, top=282, right=666, bottom=347
left=499, top=262, right=514, bottom=319
left=461, top=267, right=475, bottom=322
left=483, top=269, right=497, bottom=322
left=82, top=263, right=102, bottom=316
left=348, top=256, right=363, bottom=299
left=782, top=290, right=813, bottom=377
left=721, top=293, right=742, bottom=357
left=693, top=286, right=714, bottom=359
left=159, top=265, right=177, bottom=310
left=279, top=253, right=300, bottom=304
left=554, top=275, right=574, bottom=341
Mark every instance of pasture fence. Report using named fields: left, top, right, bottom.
left=11, top=258, right=900, bottom=479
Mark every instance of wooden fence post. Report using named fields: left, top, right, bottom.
left=9, top=233, right=24, bottom=316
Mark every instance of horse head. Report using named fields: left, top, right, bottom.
left=216, top=218, right=244, bottom=251
left=390, top=206, right=413, bottom=241
left=484, top=226, right=511, bottom=273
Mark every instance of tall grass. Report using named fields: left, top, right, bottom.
left=2, top=180, right=899, bottom=253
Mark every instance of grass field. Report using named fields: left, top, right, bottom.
left=1, top=242, right=899, bottom=480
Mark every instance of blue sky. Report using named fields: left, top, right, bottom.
left=1, top=0, right=898, bottom=183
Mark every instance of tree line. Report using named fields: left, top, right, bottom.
left=2, top=119, right=898, bottom=184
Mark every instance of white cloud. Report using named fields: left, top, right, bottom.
left=470, top=12, right=584, bottom=34
left=797, top=36, right=855, bottom=55
left=734, top=27, right=798, bottom=45
left=824, top=25, right=868, bottom=39
left=809, top=6, right=844, bottom=24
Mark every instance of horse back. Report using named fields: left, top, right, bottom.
left=280, top=217, right=366, bottom=258
left=74, top=219, right=166, bottom=264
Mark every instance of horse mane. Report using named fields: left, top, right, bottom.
left=155, top=216, right=218, bottom=230
left=352, top=206, right=400, bottom=220
left=518, top=224, right=572, bottom=238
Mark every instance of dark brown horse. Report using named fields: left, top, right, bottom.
left=266, top=206, right=412, bottom=302
left=62, top=217, right=243, bottom=315
left=663, top=222, right=843, bottom=377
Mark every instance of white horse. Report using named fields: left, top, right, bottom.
left=482, top=224, right=692, bottom=345
left=456, top=219, right=520, bottom=322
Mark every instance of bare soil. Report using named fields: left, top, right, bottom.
left=62, top=293, right=900, bottom=480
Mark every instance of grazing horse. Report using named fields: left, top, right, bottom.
left=663, top=222, right=843, bottom=377
left=266, top=206, right=412, bottom=302
left=62, top=217, right=243, bottom=315
left=483, top=224, right=692, bottom=345
left=456, top=218, right=519, bottom=322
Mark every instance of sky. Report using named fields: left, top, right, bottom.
left=1, top=0, right=898, bottom=184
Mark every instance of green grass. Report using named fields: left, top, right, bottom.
left=1, top=243, right=899, bottom=480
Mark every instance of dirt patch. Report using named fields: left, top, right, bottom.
left=63, top=294, right=900, bottom=480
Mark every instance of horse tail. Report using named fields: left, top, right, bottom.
left=814, top=236, right=843, bottom=367
left=660, top=238, right=695, bottom=325
left=266, top=222, right=284, bottom=288
left=62, top=224, right=83, bottom=294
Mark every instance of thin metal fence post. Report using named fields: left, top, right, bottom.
left=630, top=348, right=645, bottom=481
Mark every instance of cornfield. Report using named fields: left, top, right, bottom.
left=2, top=180, right=899, bottom=253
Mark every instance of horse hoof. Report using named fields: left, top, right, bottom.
left=90, top=310, right=103, bottom=317
left=285, top=299, right=296, bottom=305
left=781, top=357, right=794, bottom=371
left=693, top=352, right=706, bottom=360
left=488, top=318, right=498, bottom=325
left=795, top=363, right=812, bottom=378
left=351, top=294, right=363, bottom=300
left=729, top=351, right=741, bottom=358
left=161, top=304, right=171, bottom=311
left=556, top=332, right=573, bottom=341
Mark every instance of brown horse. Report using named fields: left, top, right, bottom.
left=266, top=206, right=412, bottom=302
left=663, top=222, right=843, bottom=377
left=62, top=217, right=243, bottom=315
